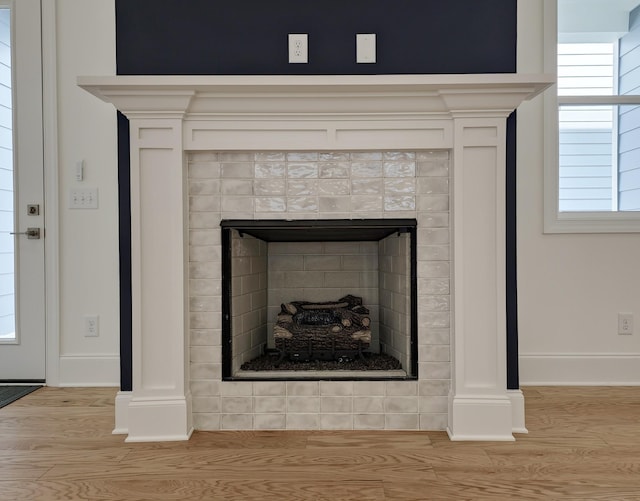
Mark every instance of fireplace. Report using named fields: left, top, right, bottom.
left=220, top=218, right=418, bottom=379
left=79, top=74, right=552, bottom=442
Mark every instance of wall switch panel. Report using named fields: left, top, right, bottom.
left=288, top=34, right=308, bottom=63
left=69, top=188, right=98, bottom=209
left=357, top=33, right=376, bottom=63
left=76, top=160, right=84, bottom=182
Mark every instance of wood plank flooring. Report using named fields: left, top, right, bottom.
left=1, top=386, right=639, bottom=500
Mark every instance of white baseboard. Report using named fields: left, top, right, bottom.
left=520, top=353, right=640, bottom=385
left=447, top=396, right=515, bottom=441
left=113, top=391, right=132, bottom=435
left=58, top=355, right=120, bottom=387
left=507, top=389, right=528, bottom=434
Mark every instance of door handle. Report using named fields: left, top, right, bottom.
left=10, top=227, right=41, bottom=239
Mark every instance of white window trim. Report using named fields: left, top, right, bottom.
left=542, top=0, right=640, bottom=233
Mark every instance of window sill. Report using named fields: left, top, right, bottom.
left=544, top=209, right=640, bottom=233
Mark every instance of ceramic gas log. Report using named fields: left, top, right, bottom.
left=274, top=295, right=372, bottom=363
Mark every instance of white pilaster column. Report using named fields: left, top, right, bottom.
left=447, top=115, right=514, bottom=441
left=124, top=116, right=192, bottom=442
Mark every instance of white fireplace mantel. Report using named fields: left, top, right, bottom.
left=79, top=74, right=553, bottom=442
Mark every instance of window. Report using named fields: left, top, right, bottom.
left=545, top=0, right=640, bottom=232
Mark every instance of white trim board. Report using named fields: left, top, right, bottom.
left=58, top=355, right=120, bottom=387
left=520, top=353, right=640, bottom=385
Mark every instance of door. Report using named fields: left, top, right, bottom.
left=0, top=0, right=45, bottom=381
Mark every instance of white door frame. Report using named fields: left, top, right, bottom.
left=42, top=0, right=59, bottom=386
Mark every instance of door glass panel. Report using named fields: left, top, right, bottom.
left=0, top=7, right=14, bottom=342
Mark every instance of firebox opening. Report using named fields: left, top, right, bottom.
left=221, top=219, right=418, bottom=381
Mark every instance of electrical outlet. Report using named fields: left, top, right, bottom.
left=288, top=34, right=308, bottom=63
left=84, top=315, right=99, bottom=337
left=618, top=313, right=634, bottom=335
left=69, top=188, right=99, bottom=209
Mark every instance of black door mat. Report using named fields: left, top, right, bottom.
left=0, top=386, right=41, bottom=409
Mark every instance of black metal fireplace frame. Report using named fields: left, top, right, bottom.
left=221, top=219, right=418, bottom=381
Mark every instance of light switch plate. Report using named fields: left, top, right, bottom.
left=357, top=34, right=376, bottom=63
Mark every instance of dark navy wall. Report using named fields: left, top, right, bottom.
left=116, top=0, right=516, bottom=75
left=115, top=0, right=519, bottom=392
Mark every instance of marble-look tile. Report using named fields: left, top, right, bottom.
left=383, top=161, right=416, bottom=178
left=420, top=413, right=448, bottom=431
left=351, top=178, right=383, bottom=194
left=318, top=179, right=350, bottom=195
left=353, top=397, right=384, bottom=413
left=220, top=152, right=253, bottom=162
left=255, top=197, right=286, bottom=212
left=319, top=162, right=350, bottom=178
left=352, top=152, right=382, bottom=161
left=220, top=382, right=253, bottom=396
left=288, top=196, right=319, bottom=212
left=384, top=396, right=419, bottom=413
left=286, top=381, right=319, bottom=396
left=189, top=329, right=220, bottom=347
left=385, top=178, right=416, bottom=194
left=288, top=180, right=318, bottom=196
left=319, top=381, right=354, bottom=396
left=418, top=380, right=450, bottom=397
left=385, top=381, right=418, bottom=396
left=417, top=160, right=449, bottom=177
left=419, top=362, right=452, bottom=380
left=189, top=179, right=220, bottom=196
left=287, top=396, right=320, bottom=413
left=286, top=413, right=319, bottom=430
left=221, top=179, right=254, bottom=196
left=189, top=162, right=220, bottom=179
left=351, top=161, right=382, bottom=178
left=418, top=178, right=449, bottom=194
left=321, top=397, right=353, bottom=413
left=190, top=379, right=221, bottom=396
left=254, top=414, right=286, bottom=430
left=189, top=152, right=219, bottom=162
left=384, top=196, right=415, bottom=211
left=354, top=414, right=385, bottom=430
left=419, top=396, right=449, bottom=414
left=320, top=414, right=353, bottom=430
left=419, top=228, right=450, bottom=245
left=193, top=413, right=221, bottom=430
left=287, top=163, right=318, bottom=178
left=385, top=151, right=415, bottom=161
left=318, top=196, right=350, bottom=213
left=192, top=396, right=221, bottom=413
left=319, top=152, right=350, bottom=161
left=253, top=397, right=286, bottom=413
left=287, top=152, right=318, bottom=161
left=221, top=196, right=254, bottom=213
left=221, top=414, right=253, bottom=430
left=385, top=414, right=419, bottom=430
left=253, top=382, right=286, bottom=396
left=221, top=162, right=254, bottom=178
left=255, top=152, right=286, bottom=162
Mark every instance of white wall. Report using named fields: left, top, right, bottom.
left=54, top=0, right=119, bottom=385
left=517, top=0, right=640, bottom=384
left=49, top=0, right=640, bottom=387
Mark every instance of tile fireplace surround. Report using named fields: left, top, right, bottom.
left=80, top=74, right=552, bottom=442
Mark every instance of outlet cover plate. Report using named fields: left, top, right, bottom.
left=288, top=34, right=308, bottom=63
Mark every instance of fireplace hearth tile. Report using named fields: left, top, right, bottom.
left=385, top=414, right=419, bottom=430
left=354, top=414, right=385, bottom=430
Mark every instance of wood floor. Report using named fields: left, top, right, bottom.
left=1, top=387, right=639, bottom=500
